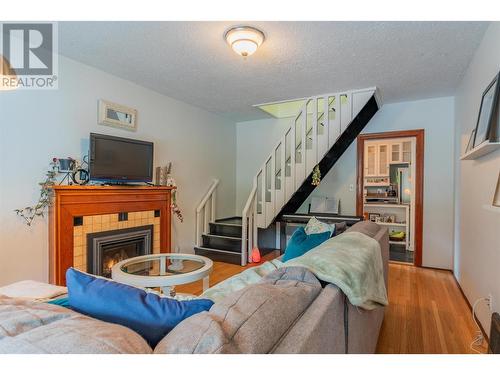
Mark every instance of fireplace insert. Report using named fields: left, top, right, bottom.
left=87, top=225, right=153, bottom=278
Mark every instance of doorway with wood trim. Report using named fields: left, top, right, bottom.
left=356, top=130, right=424, bottom=266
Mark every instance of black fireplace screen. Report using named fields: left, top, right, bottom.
left=87, top=225, right=153, bottom=278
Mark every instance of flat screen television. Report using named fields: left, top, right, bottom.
left=89, top=133, right=154, bottom=183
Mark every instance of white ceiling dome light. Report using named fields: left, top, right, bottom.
left=224, top=26, right=265, bottom=57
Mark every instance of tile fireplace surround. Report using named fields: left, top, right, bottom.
left=49, top=186, right=173, bottom=286
left=73, top=211, right=160, bottom=273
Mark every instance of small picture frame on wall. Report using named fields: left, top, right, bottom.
left=465, top=128, right=476, bottom=154
left=98, top=100, right=137, bottom=131
left=473, top=73, right=500, bottom=148
left=493, top=172, right=500, bottom=208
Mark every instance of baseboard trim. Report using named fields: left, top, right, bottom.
left=388, top=263, right=455, bottom=271
left=388, top=260, right=414, bottom=266
left=452, top=274, right=490, bottom=345
left=421, top=265, right=453, bottom=272
left=393, top=264, right=490, bottom=345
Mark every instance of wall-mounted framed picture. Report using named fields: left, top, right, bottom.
left=465, top=128, right=476, bottom=154
left=473, top=72, right=500, bottom=148
left=98, top=100, right=137, bottom=131
left=493, top=172, right=500, bottom=208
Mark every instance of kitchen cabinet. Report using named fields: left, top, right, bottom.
left=364, top=142, right=389, bottom=177
left=402, top=141, right=411, bottom=163
left=390, top=141, right=413, bottom=164
left=378, top=144, right=389, bottom=175
left=366, top=140, right=412, bottom=177
left=363, top=203, right=411, bottom=251
left=390, top=143, right=401, bottom=163
left=363, top=137, right=416, bottom=258
left=365, top=144, right=377, bottom=176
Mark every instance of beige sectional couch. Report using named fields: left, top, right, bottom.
left=274, top=221, right=389, bottom=354
left=0, top=221, right=388, bottom=354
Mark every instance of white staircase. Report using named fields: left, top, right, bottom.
left=194, top=87, right=381, bottom=266
left=240, top=87, right=381, bottom=265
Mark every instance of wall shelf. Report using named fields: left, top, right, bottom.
left=389, top=241, right=407, bottom=246
left=461, top=141, right=500, bottom=160
left=376, top=222, right=407, bottom=227
left=364, top=202, right=410, bottom=250
left=364, top=203, right=409, bottom=208
left=482, top=204, right=500, bottom=214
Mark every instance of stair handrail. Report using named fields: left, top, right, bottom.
left=195, top=179, right=219, bottom=247
left=241, top=87, right=379, bottom=265
left=241, top=179, right=257, bottom=266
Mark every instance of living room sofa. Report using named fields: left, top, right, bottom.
left=0, top=221, right=388, bottom=354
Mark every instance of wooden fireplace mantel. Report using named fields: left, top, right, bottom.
left=49, top=185, right=174, bottom=286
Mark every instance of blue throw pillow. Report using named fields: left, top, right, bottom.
left=66, top=268, right=213, bottom=347
left=283, top=226, right=331, bottom=262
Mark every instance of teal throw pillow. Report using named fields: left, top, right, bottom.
left=283, top=226, right=331, bottom=262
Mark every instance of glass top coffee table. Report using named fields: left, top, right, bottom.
left=111, top=253, right=213, bottom=296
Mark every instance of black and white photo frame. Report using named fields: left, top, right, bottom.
left=473, top=72, right=500, bottom=148
left=493, top=171, right=500, bottom=208
left=98, top=99, right=137, bottom=131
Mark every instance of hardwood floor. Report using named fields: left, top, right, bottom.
left=376, top=263, right=487, bottom=354
left=175, top=256, right=487, bottom=354
left=174, top=251, right=281, bottom=296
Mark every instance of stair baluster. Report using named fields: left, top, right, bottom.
left=195, top=88, right=380, bottom=266
left=195, top=179, right=219, bottom=247
left=240, top=88, right=380, bottom=264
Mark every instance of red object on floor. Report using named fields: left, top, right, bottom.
left=251, top=247, right=261, bottom=263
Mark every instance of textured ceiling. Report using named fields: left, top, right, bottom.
left=59, top=21, right=489, bottom=121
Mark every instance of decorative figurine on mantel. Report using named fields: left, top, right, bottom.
left=155, top=162, right=183, bottom=222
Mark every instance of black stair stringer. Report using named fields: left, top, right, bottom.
left=276, top=94, right=380, bottom=219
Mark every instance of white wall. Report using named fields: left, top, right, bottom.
left=235, top=117, right=291, bottom=211
left=0, top=55, right=236, bottom=286
left=236, top=96, right=456, bottom=269
left=454, top=22, right=500, bottom=334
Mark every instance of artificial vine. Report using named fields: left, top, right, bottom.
left=158, top=162, right=184, bottom=222
left=166, top=164, right=183, bottom=223
left=16, top=158, right=185, bottom=225
left=171, top=190, right=184, bottom=223
left=14, top=158, right=59, bottom=226
left=312, top=165, right=321, bottom=186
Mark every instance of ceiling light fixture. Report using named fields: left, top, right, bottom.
left=224, top=26, right=265, bottom=58
left=0, top=55, right=18, bottom=91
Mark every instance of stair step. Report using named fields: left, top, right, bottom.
left=209, top=222, right=242, bottom=237
left=194, top=246, right=242, bottom=265
left=202, top=234, right=242, bottom=252
left=214, top=216, right=242, bottom=225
